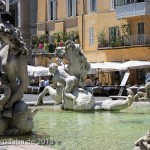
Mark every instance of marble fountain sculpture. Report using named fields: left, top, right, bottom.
left=134, top=129, right=150, bottom=150
left=134, top=82, right=150, bottom=102
left=37, top=40, right=135, bottom=111
left=0, top=0, right=37, bottom=135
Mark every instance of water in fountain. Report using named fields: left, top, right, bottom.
left=0, top=102, right=149, bottom=150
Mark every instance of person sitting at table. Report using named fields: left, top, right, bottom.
left=84, top=76, right=93, bottom=87
left=93, top=77, right=99, bottom=86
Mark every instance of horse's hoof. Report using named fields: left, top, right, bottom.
left=35, top=101, right=43, bottom=106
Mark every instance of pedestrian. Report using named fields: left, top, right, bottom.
left=44, top=77, right=49, bottom=87
left=39, top=77, right=45, bottom=93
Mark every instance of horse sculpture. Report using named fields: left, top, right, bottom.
left=36, top=40, right=135, bottom=111
left=56, top=40, right=90, bottom=84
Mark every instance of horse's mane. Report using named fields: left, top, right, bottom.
left=65, top=40, right=90, bottom=81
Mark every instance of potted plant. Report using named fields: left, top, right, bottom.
left=98, top=30, right=107, bottom=48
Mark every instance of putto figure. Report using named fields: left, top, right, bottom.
left=49, top=63, right=77, bottom=101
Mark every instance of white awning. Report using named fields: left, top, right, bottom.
left=90, top=62, right=121, bottom=71
left=28, top=64, right=68, bottom=77
left=121, top=61, right=150, bottom=70
left=27, top=65, right=49, bottom=77
left=90, top=61, right=150, bottom=71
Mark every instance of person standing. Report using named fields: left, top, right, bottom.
left=39, top=77, right=45, bottom=93
left=44, top=77, right=49, bottom=87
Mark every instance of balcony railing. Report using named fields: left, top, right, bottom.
left=98, top=34, right=150, bottom=49
left=116, top=1, right=150, bottom=18
left=123, top=34, right=150, bottom=46
left=116, top=0, right=150, bottom=6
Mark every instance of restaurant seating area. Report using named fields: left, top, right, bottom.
left=25, top=86, right=40, bottom=94
left=86, top=85, right=127, bottom=97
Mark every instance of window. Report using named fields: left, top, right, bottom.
left=10, top=2, right=18, bottom=27
left=89, top=27, right=95, bottom=45
left=138, top=22, right=144, bottom=34
left=48, top=0, right=56, bottom=21
left=88, top=0, right=97, bottom=12
left=137, top=0, right=144, bottom=2
left=66, top=0, right=76, bottom=17
left=117, top=0, right=125, bottom=6
left=109, top=26, right=121, bottom=46
left=137, top=22, right=144, bottom=44
left=126, top=0, right=135, bottom=4
left=109, top=26, right=119, bottom=40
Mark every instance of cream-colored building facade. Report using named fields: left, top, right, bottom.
left=37, top=0, right=150, bottom=63
left=37, top=0, right=150, bottom=85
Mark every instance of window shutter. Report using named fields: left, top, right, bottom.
left=89, top=27, right=95, bottom=45
left=109, top=27, right=112, bottom=41
left=116, top=26, right=119, bottom=36
left=95, top=0, right=97, bottom=11
left=53, top=0, right=56, bottom=20
left=111, top=0, right=114, bottom=9
left=66, top=0, right=69, bottom=17
left=72, top=0, right=76, bottom=16
left=92, top=28, right=94, bottom=44
left=89, top=28, right=91, bottom=45
left=47, top=0, right=51, bottom=21
left=87, top=0, right=91, bottom=13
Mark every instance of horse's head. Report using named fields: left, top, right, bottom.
left=55, top=46, right=65, bottom=58
left=64, top=40, right=76, bottom=59
left=55, top=40, right=77, bottom=59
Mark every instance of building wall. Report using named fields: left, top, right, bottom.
left=11, top=0, right=38, bottom=49
left=37, top=0, right=150, bottom=63
left=37, top=0, right=47, bottom=22
left=85, top=46, right=150, bottom=62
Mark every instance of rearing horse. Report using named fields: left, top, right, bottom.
left=55, top=40, right=90, bottom=83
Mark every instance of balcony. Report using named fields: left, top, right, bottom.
left=116, top=1, right=150, bottom=19
left=123, top=34, right=150, bottom=46
left=98, top=34, right=150, bottom=49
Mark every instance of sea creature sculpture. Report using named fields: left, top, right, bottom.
left=37, top=40, right=134, bottom=111
left=94, top=89, right=134, bottom=111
